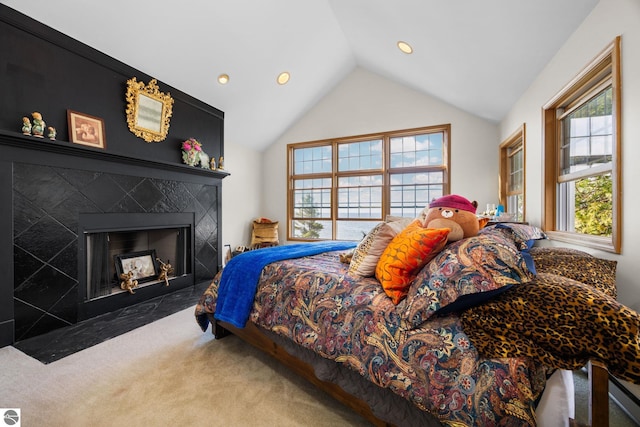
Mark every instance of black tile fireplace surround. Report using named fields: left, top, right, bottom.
left=0, top=131, right=226, bottom=347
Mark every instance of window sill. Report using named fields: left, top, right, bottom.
left=544, top=230, right=619, bottom=254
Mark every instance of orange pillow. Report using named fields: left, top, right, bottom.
left=375, top=220, right=450, bottom=304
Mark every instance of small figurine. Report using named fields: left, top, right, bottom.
left=210, top=157, right=216, bottom=170
left=21, top=117, right=32, bottom=135
left=199, top=152, right=210, bottom=169
left=218, top=156, right=224, bottom=170
left=156, top=258, right=174, bottom=287
left=119, top=270, right=139, bottom=294
left=47, top=126, right=57, bottom=140
left=31, top=112, right=46, bottom=138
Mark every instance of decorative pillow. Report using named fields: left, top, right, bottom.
left=482, top=223, right=547, bottom=250
left=529, top=247, right=617, bottom=298
left=348, top=219, right=410, bottom=277
left=402, top=229, right=534, bottom=328
left=385, top=215, right=414, bottom=225
left=375, top=220, right=450, bottom=304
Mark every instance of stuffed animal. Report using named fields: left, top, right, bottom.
left=420, top=194, right=489, bottom=242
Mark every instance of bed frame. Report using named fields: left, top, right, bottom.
left=211, top=317, right=610, bottom=427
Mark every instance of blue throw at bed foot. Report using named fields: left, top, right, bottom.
left=214, top=241, right=357, bottom=328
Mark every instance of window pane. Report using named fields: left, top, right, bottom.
left=557, top=173, right=612, bottom=236
left=336, top=220, right=379, bottom=241
left=560, top=87, right=613, bottom=175
left=338, top=140, right=382, bottom=171
left=508, top=148, right=523, bottom=193
left=390, top=132, right=444, bottom=168
left=292, top=220, right=332, bottom=239
left=337, top=175, right=383, bottom=219
left=294, top=146, right=332, bottom=174
left=389, top=172, right=443, bottom=218
left=507, top=194, right=524, bottom=222
left=293, top=178, right=332, bottom=218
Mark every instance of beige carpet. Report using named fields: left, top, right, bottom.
left=0, top=307, right=371, bottom=427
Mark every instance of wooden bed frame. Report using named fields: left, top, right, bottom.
left=211, top=317, right=610, bottom=427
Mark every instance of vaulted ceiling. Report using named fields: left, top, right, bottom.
left=3, top=0, right=599, bottom=151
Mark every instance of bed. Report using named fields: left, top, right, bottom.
left=195, top=222, right=640, bottom=426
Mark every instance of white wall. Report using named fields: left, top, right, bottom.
left=220, top=142, right=263, bottom=254
left=499, top=0, right=640, bottom=311
left=261, top=67, right=499, bottom=241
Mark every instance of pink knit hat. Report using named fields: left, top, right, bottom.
left=429, top=195, right=477, bottom=214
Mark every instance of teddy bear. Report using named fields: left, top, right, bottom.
left=419, top=194, right=489, bottom=242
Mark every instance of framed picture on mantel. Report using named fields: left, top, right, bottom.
left=67, top=110, right=106, bottom=149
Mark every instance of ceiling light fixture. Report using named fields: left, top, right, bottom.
left=397, top=41, right=413, bottom=54
left=217, top=74, right=229, bottom=84
left=277, top=72, right=290, bottom=85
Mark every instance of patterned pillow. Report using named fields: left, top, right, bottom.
left=402, top=229, right=534, bottom=328
left=482, top=223, right=547, bottom=249
left=375, top=220, right=450, bottom=304
left=348, top=219, right=411, bottom=277
left=529, top=247, right=617, bottom=298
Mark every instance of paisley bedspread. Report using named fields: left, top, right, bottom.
left=196, top=245, right=549, bottom=426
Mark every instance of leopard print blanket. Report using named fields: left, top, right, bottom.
left=461, top=271, right=640, bottom=384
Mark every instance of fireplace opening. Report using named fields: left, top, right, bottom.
left=79, top=212, right=195, bottom=319
left=86, top=226, right=190, bottom=299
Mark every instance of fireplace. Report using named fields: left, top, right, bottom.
left=2, top=142, right=225, bottom=344
left=79, top=212, right=195, bottom=320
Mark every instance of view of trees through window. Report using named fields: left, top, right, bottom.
left=559, top=87, right=613, bottom=237
left=293, top=194, right=325, bottom=239
left=574, top=174, right=612, bottom=236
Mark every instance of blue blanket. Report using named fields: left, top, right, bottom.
left=214, top=241, right=357, bottom=328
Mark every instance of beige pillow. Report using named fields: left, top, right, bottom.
left=348, top=220, right=408, bottom=277
left=385, top=215, right=414, bottom=225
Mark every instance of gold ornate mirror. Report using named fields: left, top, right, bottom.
left=125, top=77, right=174, bottom=142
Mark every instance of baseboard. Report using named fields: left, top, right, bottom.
left=609, top=377, right=640, bottom=425
left=0, top=319, right=14, bottom=348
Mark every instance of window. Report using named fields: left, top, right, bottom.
left=288, top=125, right=450, bottom=240
left=499, top=124, right=526, bottom=222
left=542, top=37, right=621, bottom=253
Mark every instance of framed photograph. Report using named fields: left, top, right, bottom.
left=114, top=250, right=158, bottom=283
left=67, top=110, right=106, bottom=149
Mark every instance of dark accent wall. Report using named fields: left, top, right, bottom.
left=0, top=5, right=228, bottom=347
left=0, top=4, right=224, bottom=165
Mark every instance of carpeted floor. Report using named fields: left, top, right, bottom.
left=1, top=305, right=637, bottom=426
left=0, top=306, right=371, bottom=427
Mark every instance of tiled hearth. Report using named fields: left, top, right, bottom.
left=13, top=280, right=210, bottom=364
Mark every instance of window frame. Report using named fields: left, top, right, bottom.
left=287, top=124, right=451, bottom=241
left=542, top=36, right=621, bottom=253
left=499, top=123, right=526, bottom=222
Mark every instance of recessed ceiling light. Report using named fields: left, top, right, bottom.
left=397, top=41, right=413, bottom=54
left=218, top=74, right=229, bottom=84
left=277, top=72, right=290, bottom=85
